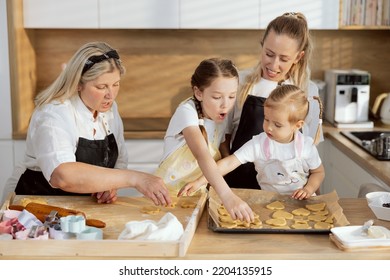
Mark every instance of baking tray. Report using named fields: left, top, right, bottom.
left=0, top=191, right=207, bottom=258
left=208, top=188, right=350, bottom=234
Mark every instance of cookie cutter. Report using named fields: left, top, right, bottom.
left=60, top=215, right=86, bottom=233
left=52, top=215, right=102, bottom=240
left=17, top=209, right=43, bottom=228
left=76, top=226, right=103, bottom=240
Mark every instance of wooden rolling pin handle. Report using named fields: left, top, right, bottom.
left=86, top=219, right=106, bottom=228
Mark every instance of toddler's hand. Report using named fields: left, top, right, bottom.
left=291, top=188, right=312, bottom=200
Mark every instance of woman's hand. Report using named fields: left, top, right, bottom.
left=134, top=172, right=172, bottom=206
left=92, top=189, right=118, bottom=204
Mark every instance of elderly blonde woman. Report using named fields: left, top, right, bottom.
left=5, top=42, right=171, bottom=206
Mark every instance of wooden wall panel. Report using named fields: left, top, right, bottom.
left=10, top=27, right=390, bottom=138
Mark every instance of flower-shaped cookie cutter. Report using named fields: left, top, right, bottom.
left=60, top=215, right=86, bottom=233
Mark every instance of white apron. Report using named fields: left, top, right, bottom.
left=155, top=121, right=221, bottom=195
left=257, top=132, right=310, bottom=195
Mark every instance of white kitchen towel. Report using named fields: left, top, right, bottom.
left=118, top=212, right=184, bottom=241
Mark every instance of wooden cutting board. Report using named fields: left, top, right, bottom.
left=0, top=191, right=207, bottom=257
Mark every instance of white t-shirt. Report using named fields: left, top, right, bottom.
left=234, top=132, right=322, bottom=194
left=5, top=95, right=128, bottom=191
left=227, top=69, right=323, bottom=143
left=161, top=99, right=227, bottom=162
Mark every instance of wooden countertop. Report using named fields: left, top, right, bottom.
left=322, top=123, right=390, bottom=187
left=2, top=197, right=390, bottom=260
left=184, top=198, right=390, bottom=260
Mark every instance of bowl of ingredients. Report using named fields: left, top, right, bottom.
left=368, top=192, right=390, bottom=221
left=366, top=191, right=390, bottom=204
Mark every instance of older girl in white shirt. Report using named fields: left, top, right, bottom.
left=155, top=58, right=254, bottom=221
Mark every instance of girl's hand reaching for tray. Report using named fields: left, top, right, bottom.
left=220, top=192, right=254, bottom=223
left=177, top=178, right=205, bottom=197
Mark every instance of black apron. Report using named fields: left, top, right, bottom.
left=224, top=95, right=265, bottom=189
left=14, top=133, right=119, bottom=195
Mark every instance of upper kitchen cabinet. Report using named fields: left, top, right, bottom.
left=259, top=0, right=340, bottom=29
left=23, top=0, right=99, bottom=28
left=99, top=0, right=179, bottom=29
left=180, top=0, right=259, bottom=29
left=23, top=0, right=340, bottom=30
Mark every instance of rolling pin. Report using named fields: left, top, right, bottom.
left=8, top=202, right=106, bottom=228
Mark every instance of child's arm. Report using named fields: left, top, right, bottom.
left=219, top=134, right=232, bottom=158
left=182, top=126, right=253, bottom=222
left=178, top=153, right=241, bottom=196
left=291, top=163, right=325, bottom=200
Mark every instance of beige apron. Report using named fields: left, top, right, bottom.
left=155, top=125, right=221, bottom=196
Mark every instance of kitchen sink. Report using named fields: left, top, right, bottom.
left=341, top=131, right=390, bottom=161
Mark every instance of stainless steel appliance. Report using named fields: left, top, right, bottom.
left=325, top=69, right=373, bottom=128
left=341, top=131, right=390, bottom=161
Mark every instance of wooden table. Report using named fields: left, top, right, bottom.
left=183, top=198, right=390, bottom=260
left=1, top=198, right=389, bottom=260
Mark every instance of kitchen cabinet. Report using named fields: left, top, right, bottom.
left=259, top=0, right=340, bottom=29
left=180, top=0, right=259, bottom=29
left=23, top=0, right=99, bottom=28
left=23, top=0, right=340, bottom=30
left=318, top=138, right=389, bottom=198
left=99, top=0, right=179, bottom=29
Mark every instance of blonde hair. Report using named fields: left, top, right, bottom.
left=34, top=42, right=125, bottom=107
left=191, top=58, right=239, bottom=143
left=239, top=12, right=312, bottom=107
left=264, top=85, right=323, bottom=145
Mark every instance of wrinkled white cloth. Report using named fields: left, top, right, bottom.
left=118, top=212, right=184, bottom=241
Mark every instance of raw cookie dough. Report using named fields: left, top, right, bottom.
left=219, top=215, right=236, bottom=224
left=140, top=206, right=161, bottom=215
left=164, top=201, right=177, bottom=209
left=219, top=221, right=237, bottom=229
left=305, top=202, right=326, bottom=212
left=217, top=205, right=229, bottom=216
left=250, top=217, right=263, bottom=229
left=314, top=209, right=329, bottom=216
left=325, top=215, right=334, bottom=224
left=265, top=218, right=287, bottom=227
left=308, top=214, right=327, bottom=222
left=272, top=210, right=293, bottom=220
left=266, top=201, right=285, bottom=210
left=292, top=208, right=311, bottom=216
left=180, top=201, right=197, bottom=208
left=313, top=221, right=333, bottom=230
left=291, top=223, right=312, bottom=229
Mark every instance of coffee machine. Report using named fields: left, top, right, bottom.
left=324, top=69, right=373, bottom=128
